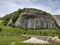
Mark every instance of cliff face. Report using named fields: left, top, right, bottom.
left=15, top=8, right=58, bottom=29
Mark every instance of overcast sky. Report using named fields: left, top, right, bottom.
left=0, top=0, right=60, bottom=17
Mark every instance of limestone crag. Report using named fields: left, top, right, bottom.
left=15, top=8, right=58, bottom=29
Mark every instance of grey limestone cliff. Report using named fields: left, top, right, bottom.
left=15, top=8, right=58, bottom=29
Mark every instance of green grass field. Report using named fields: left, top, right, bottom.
left=0, top=36, right=29, bottom=45
left=0, top=36, right=58, bottom=45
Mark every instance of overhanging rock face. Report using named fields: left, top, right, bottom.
left=15, top=8, right=58, bottom=29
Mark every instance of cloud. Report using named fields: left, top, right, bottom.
left=0, top=0, right=20, bottom=17
left=0, top=0, right=60, bottom=17
left=53, top=8, right=60, bottom=15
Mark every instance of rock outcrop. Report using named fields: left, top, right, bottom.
left=15, top=8, right=58, bottom=29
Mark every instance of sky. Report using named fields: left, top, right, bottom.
left=0, top=0, right=60, bottom=17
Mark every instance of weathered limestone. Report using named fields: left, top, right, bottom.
left=15, top=9, right=58, bottom=29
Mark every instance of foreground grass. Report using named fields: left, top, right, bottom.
left=0, top=36, right=29, bottom=45
left=0, top=36, right=59, bottom=45
left=0, top=43, right=59, bottom=45
left=15, top=43, right=59, bottom=45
